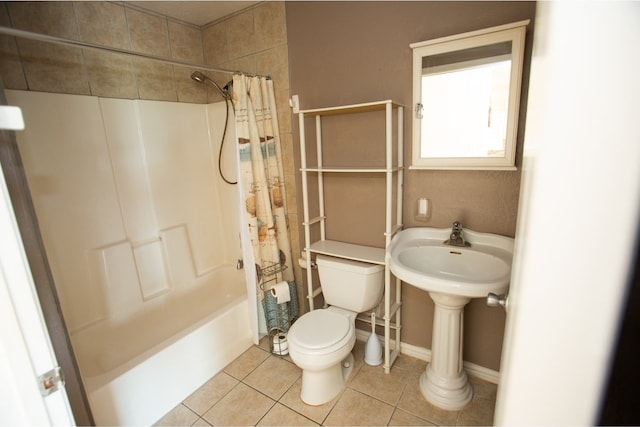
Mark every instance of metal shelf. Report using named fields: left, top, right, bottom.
left=307, top=240, right=385, bottom=265
left=299, top=100, right=403, bottom=116
left=301, top=166, right=402, bottom=173
left=297, top=99, right=404, bottom=374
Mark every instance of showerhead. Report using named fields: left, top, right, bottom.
left=190, top=71, right=231, bottom=100
left=191, top=70, right=206, bottom=83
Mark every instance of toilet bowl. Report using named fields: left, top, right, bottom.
left=287, top=255, right=384, bottom=406
left=288, top=307, right=356, bottom=405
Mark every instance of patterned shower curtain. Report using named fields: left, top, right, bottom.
left=232, top=74, right=296, bottom=337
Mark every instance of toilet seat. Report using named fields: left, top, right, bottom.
left=288, top=309, right=353, bottom=354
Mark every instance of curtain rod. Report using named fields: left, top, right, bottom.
left=0, top=25, right=258, bottom=77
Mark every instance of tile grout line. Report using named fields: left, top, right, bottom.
left=167, top=341, right=495, bottom=426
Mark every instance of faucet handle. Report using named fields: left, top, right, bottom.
left=452, top=221, right=463, bottom=231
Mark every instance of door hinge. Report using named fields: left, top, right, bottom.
left=415, top=103, right=423, bottom=119
left=38, top=366, right=65, bottom=397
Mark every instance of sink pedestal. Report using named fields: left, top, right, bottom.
left=387, top=227, right=514, bottom=409
left=420, top=292, right=473, bottom=410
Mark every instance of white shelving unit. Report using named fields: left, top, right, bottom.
left=297, top=99, right=404, bottom=373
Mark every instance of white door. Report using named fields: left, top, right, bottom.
left=495, top=2, right=640, bottom=424
left=0, top=108, right=75, bottom=425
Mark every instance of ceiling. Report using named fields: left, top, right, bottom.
left=129, top=1, right=260, bottom=27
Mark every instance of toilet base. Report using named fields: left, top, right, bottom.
left=300, top=353, right=354, bottom=406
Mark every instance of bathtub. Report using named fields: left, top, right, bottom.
left=76, top=266, right=253, bottom=426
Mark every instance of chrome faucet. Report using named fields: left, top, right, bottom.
left=444, top=221, right=471, bottom=247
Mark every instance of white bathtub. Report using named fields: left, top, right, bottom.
left=77, top=266, right=253, bottom=426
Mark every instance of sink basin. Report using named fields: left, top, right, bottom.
left=387, top=227, right=513, bottom=298
left=387, top=226, right=514, bottom=410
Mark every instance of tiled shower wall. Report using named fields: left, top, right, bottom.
left=0, top=1, right=302, bottom=303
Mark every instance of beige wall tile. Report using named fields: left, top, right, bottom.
left=84, top=50, right=137, bottom=99
left=256, top=45, right=289, bottom=92
left=225, top=9, right=255, bottom=60
left=8, top=1, right=77, bottom=38
left=133, top=59, right=176, bottom=101
left=1, top=1, right=292, bottom=104
left=202, top=22, right=228, bottom=66
left=279, top=133, right=295, bottom=178
left=0, top=4, right=27, bottom=89
left=7, top=1, right=88, bottom=94
left=221, top=55, right=257, bottom=77
left=254, top=1, right=287, bottom=52
left=275, top=87, right=292, bottom=133
left=18, top=40, right=89, bottom=95
left=168, top=20, right=203, bottom=63
left=0, top=35, right=26, bottom=89
left=74, top=2, right=130, bottom=49
left=126, top=7, right=170, bottom=57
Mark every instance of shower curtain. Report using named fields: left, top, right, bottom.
left=233, top=74, right=296, bottom=342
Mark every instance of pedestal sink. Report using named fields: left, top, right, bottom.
left=387, top=226, right=513, bottom=410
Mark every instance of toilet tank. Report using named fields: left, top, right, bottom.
left=316, top=255, right=384, bottom=312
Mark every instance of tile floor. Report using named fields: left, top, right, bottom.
left=154, top=338, right=497, bottom=426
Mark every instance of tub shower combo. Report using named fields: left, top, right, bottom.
left=0, top=22, right=296, bottom=425
left=7, top=85, right=252, bottom=425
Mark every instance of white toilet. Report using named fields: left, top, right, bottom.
left=287, top=254, right=384, bottom=405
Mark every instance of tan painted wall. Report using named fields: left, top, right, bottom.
left=286, top=1, right=536, bottom=371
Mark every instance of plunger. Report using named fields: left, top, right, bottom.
left=364, top=312, right=383, bottom=366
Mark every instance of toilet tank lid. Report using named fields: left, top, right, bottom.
left=315, top=254, right=384, bottom=274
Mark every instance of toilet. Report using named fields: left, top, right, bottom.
left=287, top=254, right=384, bottom=405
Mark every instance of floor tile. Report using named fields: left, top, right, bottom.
left=257, top=402, right=319, bottom=426
left=259, top=335, right=296, bottom=362
left=191, top=417, right=211, bottom=426
left=347, top=341, right=366, bottom=381
left=392, top=352, right=428, bottom=374
left=456, top=395, right=495, bottom=426
left=244, top=355, right=301, bottom=400
left=324, top=388, right=395, bottom=426
left=155, top=342, right=498, bottom=427
left=153, top=404, right=198, bottom=426
left=258, top=335, right=272, bottom=352
left=183, top=371, right=239, bottom=415
left=279, top=377, right=341, bottom=425
left=396, top=374, right=459, bottom=426
left=349, top=362, right=411, bottom=405
left=202, top=382, right=275, bottom=426
left=388, top=408, right=437, bottom=426
left=469, top=375, right=498, bottom=400
left=223, top=345, right=270, bottom=380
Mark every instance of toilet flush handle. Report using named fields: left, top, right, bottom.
left=487, top=293, right=509, bottom=312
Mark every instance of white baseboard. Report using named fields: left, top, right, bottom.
left=355, top=329, right=500, bottom=384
